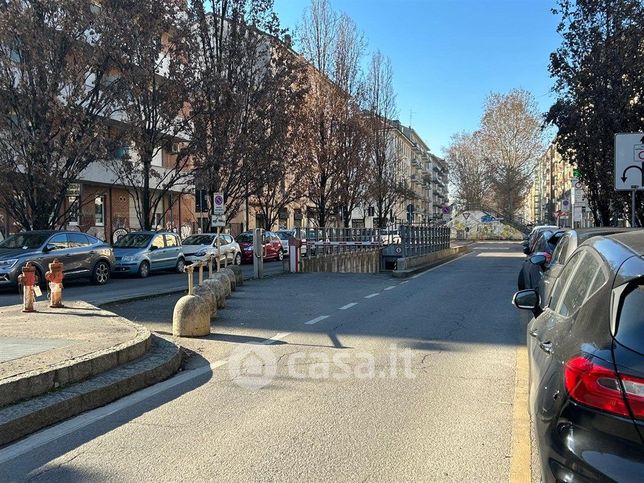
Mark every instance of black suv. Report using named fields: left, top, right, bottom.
left=0, top=231, right=115, bottom=289
left=513, top=231, right=644, bottom=482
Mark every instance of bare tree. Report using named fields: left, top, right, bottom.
left=445, top=131, right=491, bottom=210
left=298, top=0, right=371, bottom=228
left=0, top=0, right=119, bottom=230
left=251, top=42, right=310, bottom=230
left=189, top=0, right=286, bottom=224
left=479, top=89, right=545, bottom=218
left=365, top=51, right=402, bottom=228
left=102, top=0, right=194, bottom=231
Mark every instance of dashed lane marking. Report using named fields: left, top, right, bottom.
left=339, top=303, right=358, bottom=310
left=364, top=293, right=379, bottom=299
left=304, top=315, right=330, bottom=325
left=383, top=286, right=396, bottom=291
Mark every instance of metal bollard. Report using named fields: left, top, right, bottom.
left=198, top=261, right=204, bottom=286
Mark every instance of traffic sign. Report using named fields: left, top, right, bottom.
left=463, top=212, right=470, bottom=220
left=615, top=133, right=644, bottom=191
left=213, top=192, right=225, bottom=214
left=211, top=214, right=226, bottom=228
left=441, top=205, right=450, bottom=215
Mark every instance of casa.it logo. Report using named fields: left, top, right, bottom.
left=228, top=344, right=277, bottom=390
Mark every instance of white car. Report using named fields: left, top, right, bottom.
left=182, top=233, right=241, bottom=266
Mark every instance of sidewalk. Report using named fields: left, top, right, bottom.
left=0, top=302, right=151, bottom=407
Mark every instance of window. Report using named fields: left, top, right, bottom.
left=68, top=196, right=80, bottom=225
left=47, top=234, right=69, bottom=251
left=554, top=250, right=604, bottom=317
left=549, top=251, right=584, bottom=311
left=68, top=233, right=90, bottom=247
left=95, top=196, right=105, bottom=226
left=550, top=234, right=570, bottom=266
left=152, top=235, right=165, bottom=249
left=615, top=283, right=644, bottom=354
left=164, top=234, right=178, bottom=247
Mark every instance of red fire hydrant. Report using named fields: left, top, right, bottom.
left=45, top=258, right=64, bottom=308
left=17, top=262, right=38, bottom=313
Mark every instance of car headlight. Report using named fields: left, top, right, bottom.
left=121, top=255, right=138, bottom=263
left=195, top=250, right=207, bottom=257
left=243, top=247, right=252, bottom=252
left=0, top=259, right=18, bottom=269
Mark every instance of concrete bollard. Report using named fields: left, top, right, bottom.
left=229, top=265, right=244, bottom=286
left=204, top=278, right=226, bottom=309
left=194, top=283, right=217, bottom=315
left=209, top=272, right=231, bottom=297
left=172, top=294, right=211, bottom=337
left=220, top=267, right=237, bottom=291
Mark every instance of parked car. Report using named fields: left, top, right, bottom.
left=513, top=231, right=644, bottom=482
left=522, top=225, right=559, bottom=255
left=534, top=227, right=635, bottom=308
left=275, top=230, right=294, bottom=255
left=236, top=231, right=284, bottom=264
left=518, top=229, right=566, bottom=291
left=0, top=230, right=114, bottom=289
left=181, top=233, right=241, bottom=266
left=112, top=231, right=184, bottom=278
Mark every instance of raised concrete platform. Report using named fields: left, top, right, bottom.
left=392, top=245, right=472, bottom=278
left=0, top=302, right=181, bottom=446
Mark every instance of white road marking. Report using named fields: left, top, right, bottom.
left=365, top=293, right=379, bottom=299
left=383, top=286, right=396, bottom=291
left=304, top=315, right=329, bottom=325
left=0, top=331, right=293, bottom=464
left=472, top=247, right=510, bottom=250
left=399, top=280, right=409, bottom=284
left=406, top=251, right=474, bottom=280
left=476, top=252, right=525, bottom=258
left=339, top=303, right=358, bottom=310
left=261, top=332, right=291, bottom=344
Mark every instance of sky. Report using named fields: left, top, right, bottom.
left=273, top=0, right=562, bottom=156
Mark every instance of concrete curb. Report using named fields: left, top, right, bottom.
left=0, top=306, right=152, bottom=408
left=0, top=335, right=181, bottom=447
left=392, top=246, right=472, bottom=278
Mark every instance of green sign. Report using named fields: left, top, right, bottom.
left=573, top=168, right=581, bottom=178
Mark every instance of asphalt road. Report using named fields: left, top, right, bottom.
left=0, top=242, right=528, bottom=482
left=0, top=259, right=286, bottom=307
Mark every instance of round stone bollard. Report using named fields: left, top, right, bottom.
left=193, top=284, right=217, bottom=319
left=220, top=267, right=237, bottom=291
left=204, top=278, right=226, bottom=309
left=209, top=272, right=231, bottom=297
left=172, top=294, right=211, bottom=337
left=229, top=265, right=243, bottom=286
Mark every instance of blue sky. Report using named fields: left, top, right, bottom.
left=274, top=0, right=561, bottom=156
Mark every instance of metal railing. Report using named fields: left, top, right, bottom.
left=399, top=224, right=450, bottom=257
left=294, top=227, right=384, bottom=257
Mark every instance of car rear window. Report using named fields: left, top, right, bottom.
left=237, top=233, right=253, bottom=243
left=615, top=283, right=644, bottom=354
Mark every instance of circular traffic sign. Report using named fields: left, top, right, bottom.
left=214, top=194, right=224, bottom=206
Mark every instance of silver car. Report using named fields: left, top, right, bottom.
left=182, top=233, right=241, bottom=266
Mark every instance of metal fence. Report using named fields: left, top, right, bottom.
left=293, top=227, right=384, bottom=257
left=399, top=224, right=450, bottom=257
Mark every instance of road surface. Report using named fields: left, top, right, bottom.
left=0, top=242, right=529, bottom=482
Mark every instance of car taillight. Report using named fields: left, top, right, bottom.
left=564, top=356, right=644, bottom=419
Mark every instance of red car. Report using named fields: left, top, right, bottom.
left=236, top=231, right=285, bottom=264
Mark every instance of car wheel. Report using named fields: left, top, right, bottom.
left=91, top=261, right=111, bottom=285
left=138, top=260, right=150, bottom=278
left=175, top=258, right=185, bottom=273
left=234, top=253, right=242, bottom=266
left=277, top=249, right=284, bottom=261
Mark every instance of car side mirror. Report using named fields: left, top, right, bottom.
left=149, top=245, right=158, bottom=251
left=530, top=254, right=547, bottom=266
left=523, top=246, right=530, bottom=255
left=43, top=244, right=54, bottom=252
left=513, top=289, right=542, bottom=317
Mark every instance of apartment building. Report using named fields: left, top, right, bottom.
left=525, top=144, right=586, bottom=228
